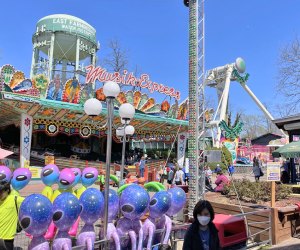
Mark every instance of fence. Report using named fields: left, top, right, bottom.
left=72, top=223, right=189, bottom=250
left=211, top=201, right=272, bottom=248
left=14, top=222, right=189, bottom=250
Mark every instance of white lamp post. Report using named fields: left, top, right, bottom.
left=83, top=81, right=120, bottom=241
left=118, top=103, right=135, bottom=185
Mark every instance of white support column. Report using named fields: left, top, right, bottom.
left=92, top=52, right=96, bottom=66
left=240, top=83, right=287, bottom=137
left=216, top=66, right=233, bottom=147
left=30, top=48, right=36, bottom=79
left=48, top=33, right=55, bottom=79
left=75, top=37, right=80, bottom=79
left=241, top=83, right=274, bottom=120
left=20, top=114, right=33, bottom=168
left=62, top=60, right=67, bottom=84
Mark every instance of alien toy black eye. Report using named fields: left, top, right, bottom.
left=43, top=169, right=53, bottom=177
left=20, top=217, right=30, bottom=229
left=16, top=175, right=27, bottom=181
left=122, top=205, right=134, bottom=213
left=53, top=211, right=63, bottom=221
left=60, top=180, right=70, bottom=185
left=85, top=173, right=94, bottom=179
left=150, top=199, right=157, bottom=206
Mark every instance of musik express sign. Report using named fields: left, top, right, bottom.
left=85, top=65, right=181, bottom=100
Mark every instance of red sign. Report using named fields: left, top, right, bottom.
left=85, top=65, right=181, bottom=100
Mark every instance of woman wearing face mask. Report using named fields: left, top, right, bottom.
left=183, top=200, right=220, bottom=250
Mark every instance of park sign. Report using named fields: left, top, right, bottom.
left=267, top=162, right=281, bottom=182
left=36, top=14, right=97, bottom=45
left=85, top=65, right=181, bottom=100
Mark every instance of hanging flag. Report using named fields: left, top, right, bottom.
left=177, top=132, right=187, bottom=167
left=20, top=113, right=33, bottom=168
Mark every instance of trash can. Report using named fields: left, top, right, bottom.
left=213, top=214, right=247, bottom=250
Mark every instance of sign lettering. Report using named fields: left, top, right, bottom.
left=85, top=65, right=181, bottom=100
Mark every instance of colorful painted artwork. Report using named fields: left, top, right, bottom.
left=161, top=100, right=170, bottom=113
left=167, top=101, right=179, bottom=119
left=221, top=137, right=239, bottom=163
left=46, top=74, right=63, bottom=101
left=141, top=98, right=155, bottom=112
left=133, top=91, right=142, bottom=108
left=137, top=93, right=148, bottom=110
left=9, top=71, right=25, bottom=89
left=62, top=77, right=81, bottom=103
left=177, top=100, right=188, bottom=120
left=0, top=65, right=15, bottom=88
left=116, top=91, right=127, bottom=105
left=96, top=87, right=105, bottom=101
left=12, top=79, right=34, bottom=92
left=126, top=90, right=134, bottom=105
left=36, top=108, right=56, bottom=118
left=219, top=120, right=243, bottom=141
left=32, top=74, right=49, bottom=98
left=79, top=83, right=93, bottom=104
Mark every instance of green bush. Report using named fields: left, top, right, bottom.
left=206, top=146, right=233, bottom=172
left=224, top=179, right=292, bottom=203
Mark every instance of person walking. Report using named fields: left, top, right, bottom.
left=253, top=157, right=261, bottom=182
left=183, top=200, right=220, bottom=250
left=174, top=166, right=184, bottom=186
left=228, top=164, right=235, bottom=177
left=0, top=180, right=24, bottom=250
left=167, top=166, right=175, bottom=188
left=139, top=156, right=146, bottom=178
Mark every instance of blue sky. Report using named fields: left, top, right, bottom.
left=0, top=0, right=299, bottom=117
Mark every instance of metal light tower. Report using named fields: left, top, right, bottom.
left=186, top=0, right=206, bottom=218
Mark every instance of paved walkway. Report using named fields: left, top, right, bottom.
left=269, top=238, right=300, bottom=250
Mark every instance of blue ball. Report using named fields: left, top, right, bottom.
left=52, top=192, right=81, bottom=231
left=149, top=191, right=171, bottom=218
left=19, top=194, right=52, bottom=236
left=80, top=188, right=104, bottom=224
left=120, top=184, right=149, bottom=220
left=166, top=187, right=186, bottom=216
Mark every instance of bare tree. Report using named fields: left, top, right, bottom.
left=103, top=39, right=129, bottom=73
left=277, top=37, right=300, bottom=114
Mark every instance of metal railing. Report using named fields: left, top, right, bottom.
left=233, top=208, right=272, bottom=249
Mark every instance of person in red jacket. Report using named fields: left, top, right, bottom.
left=214, top=168, right=229, bottom=193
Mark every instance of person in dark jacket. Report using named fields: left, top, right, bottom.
left=183, top=200, right=220, bottom=250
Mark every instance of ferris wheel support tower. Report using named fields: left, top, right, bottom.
left=186, top=0, right=206, bottom=218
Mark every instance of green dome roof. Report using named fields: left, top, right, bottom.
left=36, top=14, right=97, bottom=44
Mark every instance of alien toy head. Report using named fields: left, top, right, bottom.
left=79, top=188, right=104, bottom=225
left=120, top=184, right=149, bottom=220
left=166, top=187, right=186, bottom=217
left=58, top=168, right=75, bottom=190
left=101, top=189, right=119, bottom=222
left=11, top=168, right=32, bottom=191
left=19, top=194, right=52, bottom=237
left=149, top=191, right=171, bottom=219
left=52, top=192, right=81, bottom=231
left=41, top=164, right=59, bottom=187
left=81, top=167, right=98, bottom=188
left=71, top=167, right=81, bottom=188
left=0, top=165, right=12, bottom=182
